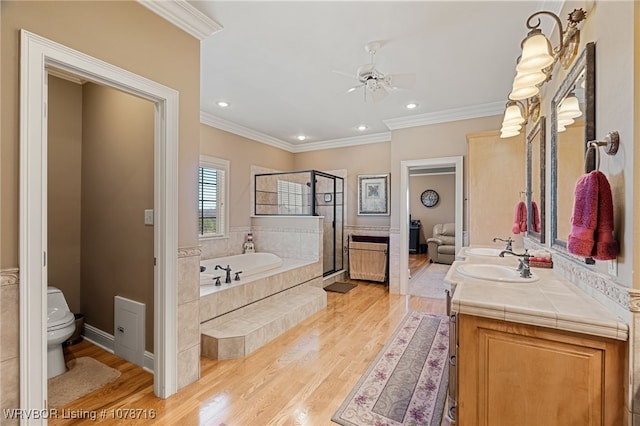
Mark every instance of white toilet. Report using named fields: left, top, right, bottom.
left=47, top=287, right=76, bottom=379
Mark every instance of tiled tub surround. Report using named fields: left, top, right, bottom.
left=177, top=247, right=202, bottom=390
left=1, top=268, right=20, bottom=422
left=200, top=215, right=326, bottom=359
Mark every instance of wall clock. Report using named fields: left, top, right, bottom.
left=420, top=189, right=439, bottom=208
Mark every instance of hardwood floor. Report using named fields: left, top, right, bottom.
left=409, top=252, right=430, bottom=277
left=53, top=280, right=446, bottom=425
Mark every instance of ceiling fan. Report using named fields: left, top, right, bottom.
left=335, top=41, right=416, bottom=102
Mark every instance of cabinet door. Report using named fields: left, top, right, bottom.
left=458, top=315, right=624, bottom=426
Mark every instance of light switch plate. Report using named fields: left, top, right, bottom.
left=144, top=209, right=154, bottom=226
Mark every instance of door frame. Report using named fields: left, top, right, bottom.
left=399, top=156, right=463, bottom=294
left=20, top=30, right=179, bottom=414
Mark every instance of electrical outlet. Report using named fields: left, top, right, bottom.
left=607, top=258, right=618, bottom=277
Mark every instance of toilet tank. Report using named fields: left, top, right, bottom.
left=47, top=286, right=70, bottom=312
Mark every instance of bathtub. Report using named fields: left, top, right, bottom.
left=201, top=252, right=284, bottom=282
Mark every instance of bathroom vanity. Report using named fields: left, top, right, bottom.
left=446, top=250, right=627, bottom=426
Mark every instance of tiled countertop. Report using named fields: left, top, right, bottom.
left=447, top=249, right=628, bottom=341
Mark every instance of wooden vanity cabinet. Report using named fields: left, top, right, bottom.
left=457, top=314, right=625, bottom=426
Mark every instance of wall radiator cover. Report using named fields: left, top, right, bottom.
left=348, top=241, right=387, bottom=282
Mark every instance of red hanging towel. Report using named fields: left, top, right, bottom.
left=512, top=201, right=527, bottom=234
left=531, top=201, right=541, bottom=233
left=567, top=171, right=618, bottom=260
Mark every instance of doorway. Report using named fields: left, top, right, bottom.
left=399, top=157, right=463, bottom=295
left=20, top=30, right=179, bottom=413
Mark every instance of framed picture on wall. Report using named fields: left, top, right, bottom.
left=357, top=174, right=390, bottom=215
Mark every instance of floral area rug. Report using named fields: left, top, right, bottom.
left=332, top=311, right=449, bottom=426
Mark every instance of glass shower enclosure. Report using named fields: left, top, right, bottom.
left=254, top=170, right=344, bottom=276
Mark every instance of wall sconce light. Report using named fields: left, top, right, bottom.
left=556, top=93, right=582, bottom=132
left=500, top=96, right=540, bottom=138
left=502, top=8, right=586, bottom=136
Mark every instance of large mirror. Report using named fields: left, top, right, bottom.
left=527, top=117, right=545, bottom=243
left=551, top=42, right=595, bottom=249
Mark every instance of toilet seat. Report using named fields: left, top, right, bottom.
left=48, top=309, right=75, bottom=331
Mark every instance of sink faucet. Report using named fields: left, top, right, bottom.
left=499, top=249, right=532, bottom=278
left=214, top=264, right=232, bottom=283
left=493, top=237, right=514, bottom=251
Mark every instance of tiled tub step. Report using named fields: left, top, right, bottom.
left=201, top=286, right=326, bottom=360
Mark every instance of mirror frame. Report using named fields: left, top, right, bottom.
left=526, top=116, right=545, bottom=244
left=550, top=41, right=596, bottom=249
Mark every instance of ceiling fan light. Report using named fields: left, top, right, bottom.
left=513, top=69, right=547, bottom=89
left=557, top=95, right=582, bottom=119
left=502, top=104, right=525, bottom=126
left=509, top=85, right=539, bottom=101
left=516, top=31, right=554, bottom=73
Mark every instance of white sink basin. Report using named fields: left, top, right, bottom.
left=456, top=264, right=539, bottom=283
left=465, top=247, right=503, bottom=257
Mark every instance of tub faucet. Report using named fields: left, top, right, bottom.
left=215, top=264, right=232, bottom=283
left=493, top=237, right=514, bottom=251
left=499, top=249, right=532, bottom=278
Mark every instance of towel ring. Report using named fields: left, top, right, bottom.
left=586, top=130, right=619, bottom=170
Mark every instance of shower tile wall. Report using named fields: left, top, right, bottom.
left=251, top=216, right=322, bottom=261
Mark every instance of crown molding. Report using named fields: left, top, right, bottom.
left=290, top=132, right=391, bottom=153
left=138, top=0, right=223, bottom=40
left=200, top=111, right=392, bottom=153
left=383, top=101, right=504, bottom=130
left=200, top=111, right=295, bottom=152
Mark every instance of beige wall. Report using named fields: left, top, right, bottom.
left=468, top=130, right=526, bottom=246
left=81, top=83, right=155, bottom=352
left=389, top=115, right=504, bottom=232
left=1, top=0, right=201, bottom=270
left=409, top=174, right=455, bottom=245
left=48, top=76, right=83, bottom=313
left=200, top=125, right=295, bottom=228
left=538, top=1, right=635, bottom=285
left=1, top=0, right=201, bottom=405
left=294, top=142, right=391, bottom=227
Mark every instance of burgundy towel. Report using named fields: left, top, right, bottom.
left=593, top=171, right=618, bottom=260
left=531, top=201, right=541, bottom=233
left=567, top=171, right=618, bottom=260
left=512, top=201, right=527, bottom=234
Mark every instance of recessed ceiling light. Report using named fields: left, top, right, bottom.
left=217, top=101, right=229, bottom=108
left=346, top=87, right=357, bottom=93
left=357, top=125, right=368, bottom=131
left=405, top=103, right=419, bottom=109
left=297, top=135, right=307, bottom=141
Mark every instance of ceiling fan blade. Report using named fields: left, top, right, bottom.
left=345, top=83, right=364, bottom=94
left=332, top=70, right=357, bottom=80
left=385, top=73, right=416, bottom=89
left=370, top=86, right=389, bottom=102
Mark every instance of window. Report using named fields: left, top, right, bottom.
left=277, top=179, right=307, bottom=215
left=199, top=155, right=229, bottom=237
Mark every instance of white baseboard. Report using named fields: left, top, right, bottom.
left=83, top=323, right=155, bottom=373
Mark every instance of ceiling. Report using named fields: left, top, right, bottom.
left=187, top=1, right=556, bottom=151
